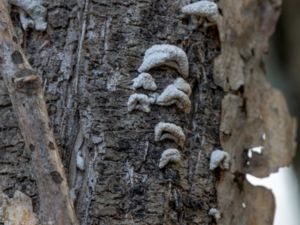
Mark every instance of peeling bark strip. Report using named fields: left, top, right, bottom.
left=214, top=0, right=297, bottom=224
left=0, top=190, right=38, bottom=225
left=0, top=1, right=78, bottom=225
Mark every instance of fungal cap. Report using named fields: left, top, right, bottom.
left=155, top=122, right=186, bottom=148
left=209, top=149, right=231, bottom=170
left=127, top=93, right=152, bottom=113
left=138, top=44, right=189, bottom=78
left=159, top=148, right=181, bottom=169
left=208, top=208, right=221, bottom=220
left=132, top=73, right=157, bottom=91
left=156, top=85, right=191, bottom=113
left=174, top=77, right=192, bottom=96
left=181, top=1, right=219, bottom=22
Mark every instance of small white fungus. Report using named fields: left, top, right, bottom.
left=9, top=0, right=47, bottom=31
left=248, top=146, right=263, bottom=158
left=138, top=44, right=189, bottom=78
left=174, top=77, right=192, bottom=96
left=159, top=148, right=181, bottom=169
left=208, top=208, right=221, bottom=220
left=127, top=93, right=152, bottom=113
left=19, top=9, right=35, bottom=30
left=132, top=73, right=157, bottom=91
left=155, top=122, right=186, bottom=148
left=181, top=1, right=219, bottom=22
left=209, top=149, right=230, bottom=170
left=242, top=202, right=246, bottom=209
left=156, top=84, right=191, bottom=113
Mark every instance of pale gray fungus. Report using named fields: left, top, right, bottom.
left=19, top=9, right=35, bottom=30
left=155, top=122, right=186, bottom=148
left=181, top=1, right=219, bottom=22
left=9, top=0, right=47, bottom=30
left=159, top=148, right=181, bottom=169
left=174, top=77, right=192, bottom=96
left=132, top=73, right=157, bottom=91
left=156, top=84, right=191, bottom=113
left=138, top=44, right=189, bottom=78
left=127, top=93, right=152, bottom=113
left=209, top=149, right=231, bottom=170
left=208, top=208, right=221, bottom=220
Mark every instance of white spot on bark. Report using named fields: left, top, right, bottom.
left=159, top=148, right=181, bottom=169
left=182, top=0, right=219, bottom=22
left=248, top=146, right=263, bottom=158
left=156, top=84, right=191, bottom=113
left=242, top=202, right=247, bottom=208
left=208, top=208, right=221, bottom=220
left=76, top=151, right=85, bottom=171
left=132, top=72, right=157, bottom=91
left=127, top=93, right=152, bottom=113
left=138, top=44, right=189, bottom=78
left=155, top=122, right=186, bottom=148
left=209, top=149, right=230, bottom=170
left=9, top=0, right=47, bottom=30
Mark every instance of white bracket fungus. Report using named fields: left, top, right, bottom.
left=138, top=44, right=189, bottom=78
left=208, top=208, right=221, bottom=220
left=181, top=1, right=219, bottom=22
left=159, top=148, right=181, bottom=169
left=127, top=93, right=152, bottom=113
left=156, top=84, right=191, bottom=113
left=209, top=149, right=231, bottom=170
left=155, top=122, right=186, bottom=148
left=9, top=0, right=47, bottom=31
left=132, top=72, right=157, bottom=91
left=174, top=77, right=192, bottom=96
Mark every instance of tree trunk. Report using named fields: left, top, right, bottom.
left=0, top=0, right=296, bottom=225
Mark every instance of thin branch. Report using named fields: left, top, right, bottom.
left=0, top=1, right=78, bottom=225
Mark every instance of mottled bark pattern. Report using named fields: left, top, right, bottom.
left=0, top=1, right=78, bottom=224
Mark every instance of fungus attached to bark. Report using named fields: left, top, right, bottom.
left=209, top=149, right=231, bottom=170
left=156, top=84, right=191, bottom=113
left=174, top=77, right=192, bottom=96
left=181, top=1, right=219, bottom=22
left=159, top=148, right=181, bottom=169
left=127, top=93, right=152, bottom=113
left=8, top=0, right=47, bottom=30
left=208, top=208, right=221, bottom=220
left=19, top=8, right=35, bottom=30
left=138, top=44, right=189, bottom=78
left=132, top=72, right=157, bottom=91
left=155, top=122, right=186, bottom=148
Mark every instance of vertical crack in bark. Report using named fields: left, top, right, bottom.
left=0, top=1, right=78, bottom=224
left=74, top=0, right=89, bottom=95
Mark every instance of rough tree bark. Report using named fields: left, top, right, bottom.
left=0, top=1, right=78, bottom=224
left=0, top=0, right=296, bottom=225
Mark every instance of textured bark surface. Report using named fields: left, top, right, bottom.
left=0, top=0, right=295, bottom=225
left=0, top=1, right=78, bottom=224
left=215, top=0, right=296, bottom=224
